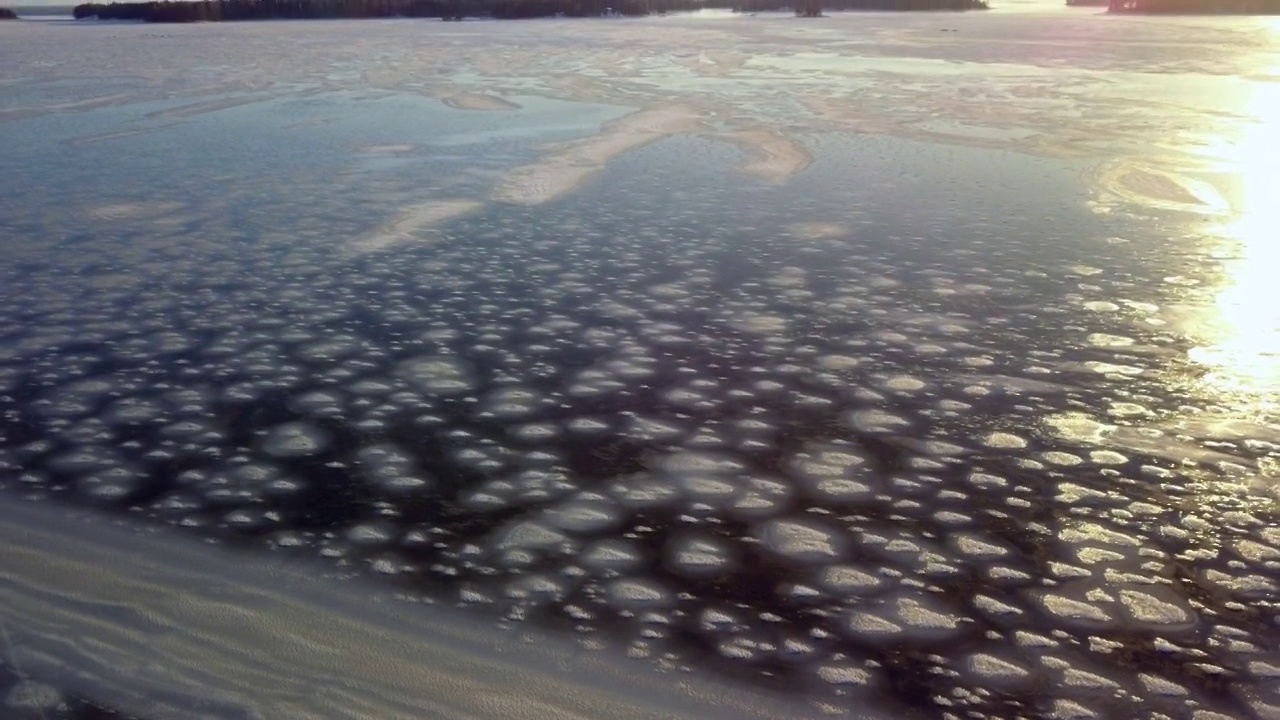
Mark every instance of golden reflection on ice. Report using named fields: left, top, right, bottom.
left=1186, top=77, right=1280, bottom=407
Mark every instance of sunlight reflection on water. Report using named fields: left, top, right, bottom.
left=1188, top=77, right=1280, bottom=409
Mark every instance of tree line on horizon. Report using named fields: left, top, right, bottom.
left=71, top=0, right=987, bottom=22
left=0, top=6, right=19, bottom=17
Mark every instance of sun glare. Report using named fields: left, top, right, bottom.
left=1187, top=77, right=1280, bottom=406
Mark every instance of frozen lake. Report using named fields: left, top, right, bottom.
left=1, top=8, right=1279, bottom=720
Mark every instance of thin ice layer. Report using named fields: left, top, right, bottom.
left=0, top=499, right=863, bottom=720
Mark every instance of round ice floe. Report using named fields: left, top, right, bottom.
left=685, top=428, right=730, bottom=451
left=756, top=519, right=847, bottom=563
left=726, top=476, right=792, bottom=520
left=817, top=354, right=863, bottom=372
left=716, top=635, right=773, bottom=662
left=221, top=508, right=276, bottom=532
left=655, top=451, right=746, bottom=476
left=1027, top=590, right=1117, bottom=630
left=260, top=422, right=331, bottom=458
left=581, top=539, right=645, bottom=574
left=356, top=444, right=432, bottom=495
left=223, top=462, right=282, bottom=491
left=346, top=522, right=398, bottom=546
left=1055, top=664, right=1122, bottom=695
left=163, top=387, right=217, bottom=415
left=606, top=578, right=673, bottom=611
left=458, top=480, right=514, bottom=512
left=493, top=519, right=571, bottom=552
left=731, top=418, right=779, bottom=442
left=57, top=419, right=115, bottom=447
left=610, top=474, right=681, bottom=510
left=733, top=313, right=790, bottom=335
left=566, top=417, right=613, bottom=436
left=39, top=378, right=119, bottom=418
left=475, top=387, right=543, bottom=420
left=295, top=337, right=364, bottom=363
left=675, top=473, right=741, bottom=507
left=1058, top=522, right=1141, bottom=547
left=963, top=652, right=1032, bottom=690
left=144, top=331, right=199, bottom=356
left=844, top=409, right=912, bottom=434
left=75, top=463, right=146, bottom=503
left=983, top=564, right=1034, bottom=585
left=750, top=379, right=786, bottom=395
left=817, top=565, right=886, bottom=596
left=0, top=365, right=19, bottom=394
left=1117, top=588, right=1196, bottom=629
left=787, top=444, right=877, bottom=503
left=505, top=468, right=577, bottom=504
left=100, top=396, right=167, bottom=425
left=980, top=430, right=1029, bottom=449
left=841, top=593, right=966, bottom=643
left=880, top=375, right=927, bottom=393
left=509, top=422, right=562, bottom=444
left=890, top=595, right=966, bottom=637
left=1234, top=538, right=1280, bottom=563
left=770, top=634, right=818, bottom=664
left=604, top=358, right=656, bottom=381
left=566, top=374, right=628, bottom=399
left=420, top=324, right=463, bottom=344
left=623, top=415, right=685, bottom=443
left=814, top=663, right=877, bottom=687
left=449, top=444, right=515, bottom=475
left=544, top=495, right=624, bottom=534
left=1137, top=673, right=1190, bottom=698
left=949, top=533, right=1013, bottom=560
left=697, top=606, right=744, bottom=634
left=159, top=418, right=218, bottom=440
left=1089, top=450, right=1128, bottom=466
left=505, top=574, right=567, bottom=606
left=395, top=356, right=477, bottom=396
left=841, top=610, right=904, bottom=641
left=412, top=412, right=453, bottom=427
left=263, top=475, right=307, bottom=497
left=662, top=387, right=716, bottom=410
left=1042, top=451, right=1084, bottom=467
left=47, top=446, right=122, bottom=475
left=663, top=533, right=737, bottom=578
left=1046, top=698, right=1102, bottom=719
left=972, top=594, right=1025, bottom=622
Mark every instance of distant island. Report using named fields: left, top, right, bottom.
left=0, top=6, right=19, bottom=17
left=72, top=0, right=986, bottom=22
left=1108, top=0, right=1278, bottom=10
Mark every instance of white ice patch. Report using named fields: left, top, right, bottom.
left=260, top=422, right=332, bottom=458
left=664, top=533, right=737, bottom=579
left=396, top=356, right=478, bottom=396
left=606, top=578, right=674, bottom=611
left=544, top=495, right=624, bottom=534
left=756, top=519, right=847, bottom=564
left=844, top=409, right=912, bottom=434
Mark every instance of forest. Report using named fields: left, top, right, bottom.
left=71, top=0, right=987, bottom=22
